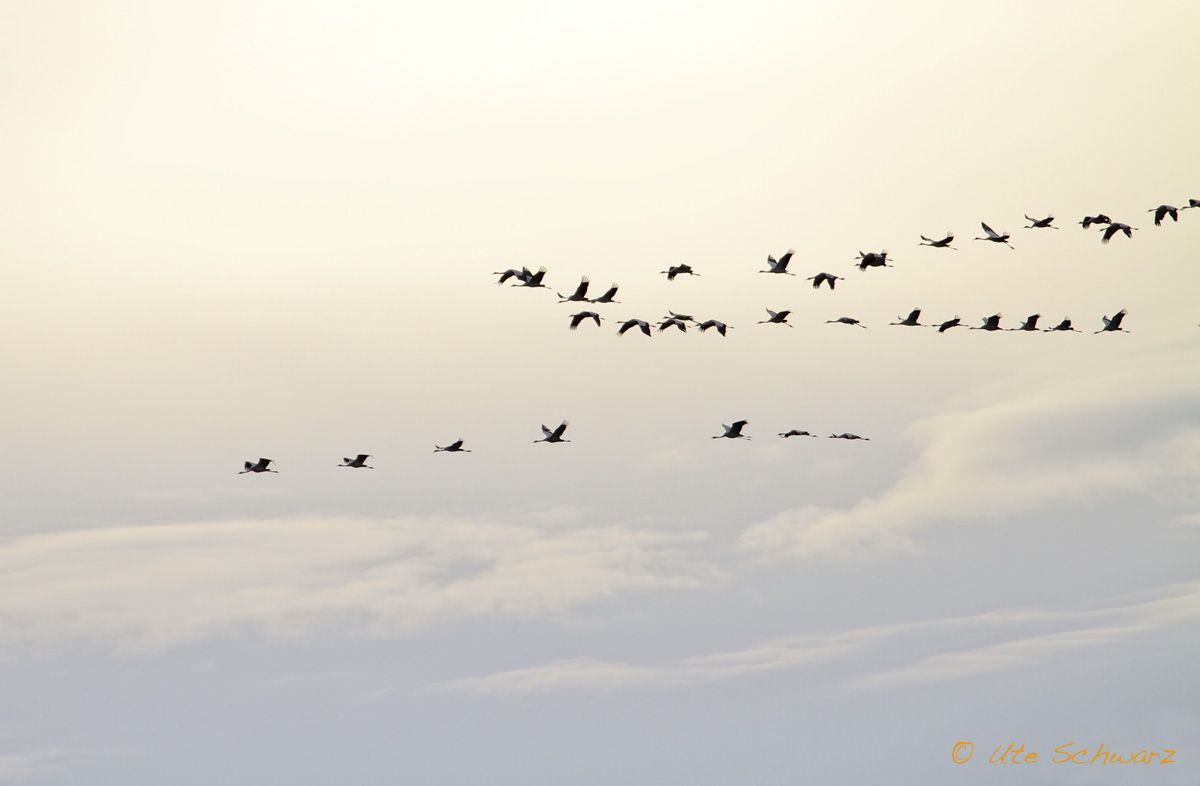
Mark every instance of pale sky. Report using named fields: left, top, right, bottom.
left=2, top=1, right=1199, bottom=783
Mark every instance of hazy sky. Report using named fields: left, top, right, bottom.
left=2, top=1, right=1199, bottom=783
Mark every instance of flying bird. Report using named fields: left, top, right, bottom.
left=494, top=267, right=531, bottom=285
left=1024, top=214, right=1058, bottom=229
left=974, top=223, right=1013, bottom=249
left=535, top=421, right=571, bottom=443
left=779, top=429, right=816, bottom=438
left=1012, top=314, right=1041, bottom=331
left=589, top=284, right=620, bottom=303
left=568, top=311, right=603, bottom=330
left=758, top=308, right=793, bottom=327
left=1095, top=310, right=1128, bottom=333
left=713, top=420, right=750, bottom=440
left=827, top=316, right=867, bottom=328
left=1183, top=199, right=1200, bottom=209
left=697, top=319, right=732, bottom=336
left=760, top=249, right=797, bottom=275
left=1079, top=214, right=1112, bottom=229
left=434, top=440, right=470, bottom=453
left=828, top=433, right=869, bottom=440
left=338, top=454, right=374, bottom=469
left=934, top=317, right=962, bottom=333
left=658, top=317, right=688, bottom=333
left=1045, top=318, right=1078, bottom=332
left=238, top=458, right=277, bottom=474
left=617, top=319, right=652, bottom=336
left=1148, top=205, right=1179, bottom=226
left=512, top=267, right=548, bottom=288
left=971, top=314, right=1004, bottom=331
left=663, top=310, right=698, bottom=324
left=890, top=308, right=922, bottom=327
left=854, top=251, right=892, bottom=269
left=662, top=264, right=699, bottom=281
left=557, top=277, right=590, bottom=302
left=807, top=272, right=842, bottom=289
left=1100, top=222, right=1136, bottom=243
left=919, top=233, right=956, bottom=249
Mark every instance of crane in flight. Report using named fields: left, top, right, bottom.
left=827, top=316, right=867, bottom=328
left=557, top=277, right=590, bottom=302
left=919, top=232, right=956, bottom=249
left=854, top=251, right=892, bottom=270
left=758, top=309, right=793, bottom=327
left=713, top=420, right=751, bottom=440
left=1079, top=214, right=1112, bottom=228
left=568, top=311, right=603, bottom=330
left=494, top=267, right=531, bottom=285
left=697, top=319, right=732, bottom=336
left=779, top=429, right=816, bottom=438
left=434, top=440, right=470, bottom=453
left=1024, top=214, right=1058, bottom=229
left=1095, top=310, right=1128, bottom=333
left=658, top=317, right=689, bottom=333
left=760, top=249, right=797, bottom=275
left=828, top=433, right=869, bottom=440
left=807, top=272, right=842, bottom=289
left=512, top=267, right=549, bottom=288
left=238, top=458, right=277, bottom=474
left=589, top=284, right=620, bottom=303
left=617, top=319, right=652, bottom=336
left=1148, top=205, right=1180, bottom=226
left=662, top=264, right=699, bottom=281
left=974, top=222, right=1013, bottom=249
left=1013, top=314, right=1041, bottom=331
left=933, top=316, right=962, bottom=333
left=1100, top=222, right=1136, bottom=243
left=971, top=314, right=1004, bottom=331
left=535, top=422, right=571, bottom=444
left=338, top=454, right=374, bottom=469
left=1045, top=318, right=1078, bottom=332
left=890, top=309, right=922, bottom=327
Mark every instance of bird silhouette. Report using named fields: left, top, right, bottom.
left=589, top=284, right=620, bottom=303
left=238, top=458, right=277, bottom=474
left=807, top=272, right=842, bottom=289
left=919, top=233, right=956, bottom=249
left=713, top=420, right=750, bottom=440
left=1095, top=310, right=1128, bottom=333
left=697, top=319, right=732, bottom=336
left=535, top=421, right=571, bottom=443
left=557, top=277, right=590, bottom=302
left=758, top=309, right=793, bottom=327
left=568, top=311, right=603, bottom=330
left=760, top=249, right=797, bottom=275
left=617, top=319, right=652, bottom=336
left=890, top=309, right=922, bottom=327
left=1148, top=205, right=1179, bottom=226
left=434, top=440, right=470, bottom=453
left=338, top=454, right=373, bottom=469
left=974, top=222, right=1013, bottom=249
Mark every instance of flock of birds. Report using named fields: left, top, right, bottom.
left=493, top=200, right=1198, bottom=336
left=239, top=198, right=1195, bottom=474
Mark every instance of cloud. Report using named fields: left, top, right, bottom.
left=0, top=517, right=718, bottom=650
left=437, top=581, right=1200, bottom=695
left=738, top=361, right=1200, bottom=563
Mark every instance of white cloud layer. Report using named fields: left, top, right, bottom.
left=0, top=517, right=717, bottom=649
left=739, top=361, right=1200, bottom=563
left=438, top=581, right=1200, bottom=695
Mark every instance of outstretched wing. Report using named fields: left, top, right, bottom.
left=551, top=421, right=569, bottom=439
left=981, top=222, right=998, bottom=239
